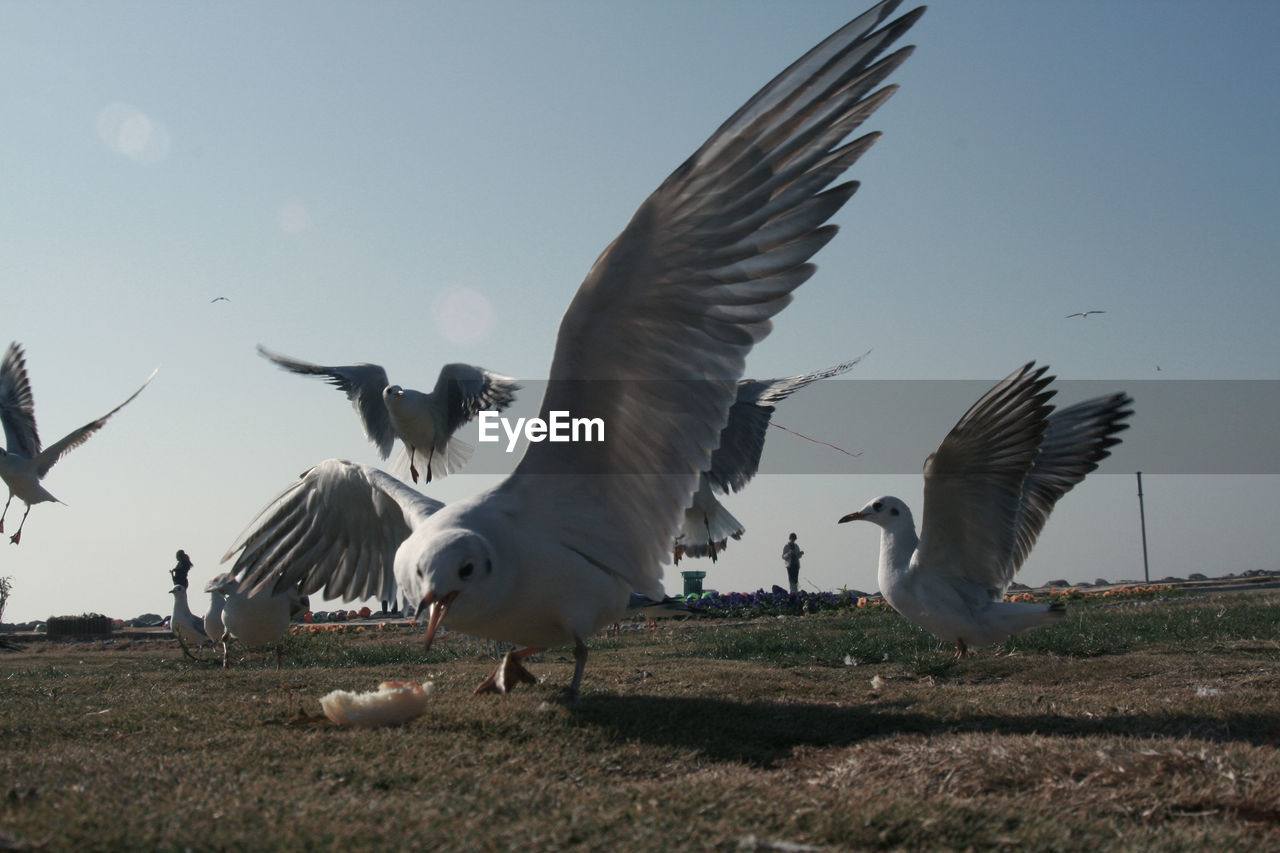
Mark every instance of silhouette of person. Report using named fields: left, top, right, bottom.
left=170, top=549, right=193, bottom=589
left=781, top=533, right=804, bottom=594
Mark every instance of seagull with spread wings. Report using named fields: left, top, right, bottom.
left=258, top=345, right=518, bottom=484
left=0, top=342, right=157, bottom=544
left=225, top=0, right=923, bottom=699
left=838, top=363, right=1133, bottom=657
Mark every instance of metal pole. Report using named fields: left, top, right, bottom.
left=1136, top=472, right=1150, bottom=583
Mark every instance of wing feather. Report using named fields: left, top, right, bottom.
left=0, top=343, right=40, bottom=458
left=507, top=2, right=921, bottom=592
left=257, top=345, right=396, bottom=459
left=222, top=459, right=442, bottom=605
left=915, top=363, right=1056, bottom=593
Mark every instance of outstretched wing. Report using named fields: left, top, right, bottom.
left=1007, top=392, right=1134, bottom=574
left=915, top=363, right=1056, bottom=593
left=506, top=1, right=922, bottom=595
left=708, top=355, right=865, bottom=493
left=257, top=345, right=396, bottom=459
left=35, top=368, right=157, bottom=479
left=221, top=459, right=443, bottom=605
left=432, top=363, right=521, bottom=437
left=0, top=342, right=39, bottom=457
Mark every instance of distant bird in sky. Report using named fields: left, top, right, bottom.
left=169, top=585, right=209, bottom=660
left=0, top=342, right=157, bottom=544
left=257, top=345, right=519, bottom=484
left=679, top=357, right=864, bottom=562
left=227, top=0, right=923, bottom=699
left=838, top=362, right=1133, bottom=658
left=1065, top=310, right=1105, bottom=319
left=210, top=296, right=230, bottom=303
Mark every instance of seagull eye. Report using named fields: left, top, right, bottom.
left=872, top=501, right=883, bottom=512
left=890, top=507, right=900, bottom=517
left=459, top=563, right=474, bottom=581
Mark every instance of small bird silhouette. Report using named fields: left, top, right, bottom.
left=210, top=296, right=230, bottom=304
left=1065, top=310, right=1105, bottom=319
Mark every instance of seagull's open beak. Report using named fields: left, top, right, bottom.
left=419, top=590, right=458, bottom=652
left=838, top=511, right=865, bottom=524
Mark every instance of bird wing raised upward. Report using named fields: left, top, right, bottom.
left=257, top=345, right=396, bottom=458
left=34, top=368, right=157, bottom=479
left=0, top=342, right=39, bottom=457
left=508, top=1, right=922, bottom=594
left=221, top=459, right=443, bottom=606
left=915, top=363, right=1057, bottom=594
left=1008, top=391, right=1134, bottom=575
left=432, top=363, right=521, bottom=437
left=708, top=355, right=865, bottom=493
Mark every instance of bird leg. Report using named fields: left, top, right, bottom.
left=424, top=447, right=434, bottom=484
left=8, top=504, right=31, bottom=545
left=703, top=518, right=718, bottom=563
left=221, top=634, right=233, bottom=669
left=176, top=634, right=198, bottom=662
left=275, top=643, right=283, bottom=670
left=0, top=493, right=11, bottom=531
left=408, top=446, right=420, bottom=483
left=474, top=646, right=543, bottom=695
left=562, top=638, right=590, bottom=703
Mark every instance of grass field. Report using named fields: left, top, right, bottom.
left=2, top=590, right=1278, bottom=850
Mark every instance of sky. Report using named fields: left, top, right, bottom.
left=2, top=1, right=1277, bottom=625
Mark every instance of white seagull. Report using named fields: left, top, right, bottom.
left=838, top=363, right=1134, bottom=657
left=0, top=342, right=157, bottom=544
left=205, top=572, right=308, bottom=669
left=678, top=357, right=864, bottom=562
left=169, top=585, right=209, bottom=660
left=225, top=0, right=924, bottom=699
left=257, top=344, right=520, bottom=484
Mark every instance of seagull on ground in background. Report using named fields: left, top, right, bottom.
left=205, top=572, right=308, bottom=669
left=169, top=585, right=210, bottom=660
left=0, top=342, right=157, bottom=544
left=257, top=345, right=519, bottom=484
left=838, top=363, right=1133, bottom=658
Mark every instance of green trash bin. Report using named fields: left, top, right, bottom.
left=681, top=570, right=706, bottom=596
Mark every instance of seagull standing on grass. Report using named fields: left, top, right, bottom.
left=205, top=572, right=308, bottom=669
left=838, top=363, right=1133, bottom=658
left=225, top=0, right=924, bottom=699
left=678, top=357, right=864, bottom=561
left=257, top=345, right=519, bottom=484
left=0, top=342, right=157, bottom=544
left=169, top=585, right=209, bottom=660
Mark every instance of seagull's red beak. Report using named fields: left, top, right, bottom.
left=420, top=590, right=458, bottom=652
left=838, top=511, right=865, bottom=524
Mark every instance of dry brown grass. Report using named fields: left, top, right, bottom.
left=2, top=593, right=1278, bottom=851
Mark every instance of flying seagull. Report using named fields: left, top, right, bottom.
left=838, top=363, right=1133, bottom=658
left=258, top=345, right=519, bottom=484
left=225, top=0, right=923, bottom=699
left=210, top=296, right=230, bottom=304
left=679, top=357, right=865, bottom=562
left=1065, top=310, right=1105, bottom=319
left=0, top=342, right=157, bottom=544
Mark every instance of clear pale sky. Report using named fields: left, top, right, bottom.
left=3, top=1, right=1277, bottom=624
